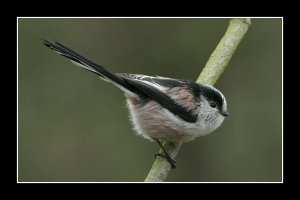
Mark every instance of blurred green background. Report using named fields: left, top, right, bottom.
left=18, top=18, right=282, bottom=182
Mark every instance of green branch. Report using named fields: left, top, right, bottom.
left=144, top=18, right=251, bottom=182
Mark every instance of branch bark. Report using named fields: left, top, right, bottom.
left=144, top=18, right=251, bottom=182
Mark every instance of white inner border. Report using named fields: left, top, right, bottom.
left=17, top=17, right=283, bottom=183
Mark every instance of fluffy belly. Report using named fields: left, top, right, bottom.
left=126, top=99, right=203, bottom=143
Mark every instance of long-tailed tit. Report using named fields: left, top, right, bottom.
left=43, top=39, right=229, bottom=168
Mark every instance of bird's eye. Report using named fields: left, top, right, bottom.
left=210, top=102, right=217, bottom=108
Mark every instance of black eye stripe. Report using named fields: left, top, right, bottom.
left=198, top=85, right=224, bottom=107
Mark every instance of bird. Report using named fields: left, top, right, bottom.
left=42, top=39, right=229, bottom=169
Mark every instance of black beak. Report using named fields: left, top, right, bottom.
left=221, top=111, right=229, bottom=117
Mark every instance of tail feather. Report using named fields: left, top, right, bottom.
left=42, top=39, right=114, bottom=78
left=43, top=39, right=198, bottom=123
left=42, top=39, right=142, bottom=97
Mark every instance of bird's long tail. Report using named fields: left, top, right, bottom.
left=42, top=39, right=141, bottom=97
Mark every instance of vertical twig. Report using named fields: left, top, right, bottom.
left=144, top=18, right=251, bottom=182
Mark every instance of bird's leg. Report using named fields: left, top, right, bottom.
left=153, top=139, right=176, bottom=169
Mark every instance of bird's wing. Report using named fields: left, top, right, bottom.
left=119, top=74, right=198, bottom=123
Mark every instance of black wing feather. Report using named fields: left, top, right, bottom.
left=124, top=78, right=197, bottom=123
